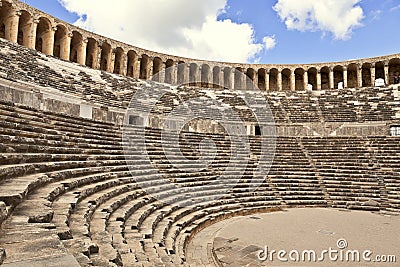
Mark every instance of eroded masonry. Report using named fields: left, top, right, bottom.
left=0, top=0, right=399, bottom=266
left=0, top=0, right=399, bottom=91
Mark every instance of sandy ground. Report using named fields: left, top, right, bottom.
left=187, top=208, right=400, bottom=267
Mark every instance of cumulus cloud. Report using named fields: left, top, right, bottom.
left=273, top=0, right=364, bottom=40
left=263, top=35, right=277, bottom=50
left=57, top=0, right=272, bottom=63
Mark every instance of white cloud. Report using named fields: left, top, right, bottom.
left=273, top=0, right=364, bottom=40
left=57, top=0, right=272, bottom=63
left=263, top=35, right=277, bottom=50
left=390, top=4, right=400, bottom=12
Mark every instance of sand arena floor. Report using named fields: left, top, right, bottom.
left=187, top=208, right=400, bottom=266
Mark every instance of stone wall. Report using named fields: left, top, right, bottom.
left=0, top=0, right=399, bottom=92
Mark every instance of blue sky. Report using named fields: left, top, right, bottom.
left=24, top=0, right=400, bottom=64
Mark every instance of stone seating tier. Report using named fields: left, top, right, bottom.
left=0, top=100, right=398, bottom=266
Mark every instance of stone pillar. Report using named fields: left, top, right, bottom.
left=121, top=53, right=127, bottom=76
left=109, top=49, right=116, bottom=73
left=147, top=57, right=153, bottom=79
left=343, top=68, right=348, bottom=88
left=329, top=68, right=334, bottom=89
left=371, top=65, right=376, bottom=87
left=60, top=32, right=72, bottom=61
left=384, top=63, right=389, bottom=85
left=28, top=19, right=39, bottom=49
left=219, top=69, right=225, bottom=88
left=96, top=44, right=102, bottom=70
left=181, top=64, right=189, bottom=85
left=171, top=64, right=178, bottom=84
left=77, top=38, right=87, bottom=66
left=252, top=72, right=258, bottom=90
left=357, top=66, right=362, bottom=88
left=156, top=63, right=165, bottom=83
left=134, top=58, right=141, bottom=79
left=303, top=71, right=308, bottom=90
left=6, top=11, right=21, bottom=43
left=228, top=69, right=235, bottom=90
left=290, top=71, right=295, bottom=91
left=265, top=71, right=270, bottom=91
left=277, top=71, right=282, bottom=91
left=43, top=26, right=56, bottom=56
left=317, top=71, right=322, bottom=90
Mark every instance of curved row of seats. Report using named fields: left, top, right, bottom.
left=0, top=100, right=399, bottom=266
left=1, top=38, right=399, bottom=126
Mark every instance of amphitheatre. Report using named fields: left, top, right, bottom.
left=0, top=0, right=399, bottom=266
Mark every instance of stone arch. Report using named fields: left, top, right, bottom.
left=375, top=61, right=385, bottom=81
left=246, top=68, right=256, bottom=90
left=307, top=67, right=317, bottom=90
left=165, top=59, right=174, bottom=84
left=189, top=63, right=198, bottom=86
left=201, top=64, right=211, bottom=87
left=389, top=58, right=400, bottom=84
left=234, top=67, right=244, bottom=90
left=177, top=61, right=185, bottom=84
left=333, top=65, right=344, bottom=89
left=139, top=54, right=151, bottom=80
left=294, top=68, right=305, bottom=90
left=223, top=67, right=232, bottom=89
left=212, top=66, right=221, bottom=88
left=85, top=37, right=98, bottom=68
left=126, top=50, right=138, bottom=78
left=53, top=24, right=68, bottom=59
left=69, top=31, right=82, bottom=63
left=347, top=63, right=358, bottom=88
left=281, top=68, right=291, bottom=90
left=17, top=10, right=32, bottom=46
left=100, top=42, right=112, bottom=71
left=0, top=2, right=14, bottom=40
left=320, top=66, right=330, bottom=89
left=113, top=47, right=124, bottom=74
left=35, top=17, right=53, bottom=55
left=269, top=68, right=279, bottom=91
left=362, top=63, right=372, bottom=87
left=258, top=68, right=267, bottom=90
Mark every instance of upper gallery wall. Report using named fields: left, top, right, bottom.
left=0, top=0, right=399, bottom=91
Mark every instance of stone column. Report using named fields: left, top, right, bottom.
left=357, top=67, right=362, bottom=88
left=290, top=71, right=295, bottom=91
left=370, top=65, right=376, bottom=87
left=252, top=72, right=258, bottom=90
left=121, top=53, right=127, bottom=76
left=95, top=44, right=102, bottom=70
left=317, top=71, right=322, bottom=90
left=303, top=71, right=308, bottom=90
left=109, top=49, right=116, bottom=73
left=218, top=69, right=224, bottom=88
left=329, top=68, right=334, bottom=89
left=43, top=26, right=56, bottom=56
left=134, top=58, right=141, bottom=79
left=6, top=11, right=21, bottom=43
left=156, top=62, right=165, bottom=83
left=147, top=57, right=153, bottom=79
left=228, top=69, right=235, bottom=90
left=28, top=19, right=39, bottom=49
left=60, top=32, right=72, bottom=61
left=384, top=63, right=389, bottom=85
left=77, top=38, right=87, bottom=66
left=343, top=68, right=348, bottom=88
left=265, top=70, right=270, bottom=91
left=277, top=71, right=282, bottom=91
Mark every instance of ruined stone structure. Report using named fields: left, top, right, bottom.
left=0, top=0, right=400, bottom=91
left=0, top=0, right=399, bottom=266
